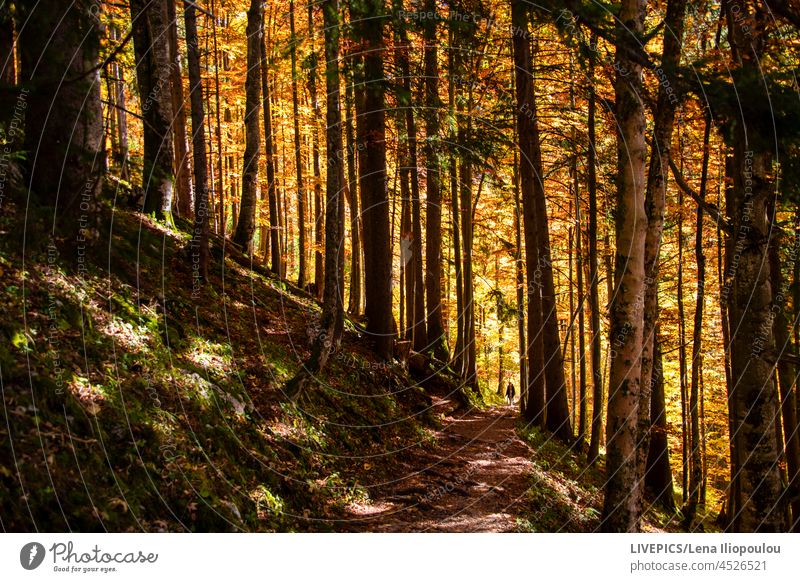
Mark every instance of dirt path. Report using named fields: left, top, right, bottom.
left=344, top=397, right=536, bottom=532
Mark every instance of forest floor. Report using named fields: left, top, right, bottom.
left=344, top=398, right=538, bottom=532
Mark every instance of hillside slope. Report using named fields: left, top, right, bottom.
left=0, top=197, right=438, bottom=531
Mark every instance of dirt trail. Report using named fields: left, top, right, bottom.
left=345, top=397, right=536, bottom=532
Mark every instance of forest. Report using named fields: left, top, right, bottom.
left=0, top=0, right=799, bottom=534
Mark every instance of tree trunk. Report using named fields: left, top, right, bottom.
left=602, top=0, right=648, bottom=532
left=422, top=0, right=447, bottom=360
left=308, top=4, right=323, bottom=300
left=286, top=0, right=345, bottom=399
left=351, top=0, right=393, bottom=359
left=289, top=0, right=306, bottom=288
left=260, top=9, right=282, bottom=278
left=511, top=0, right=545, bottom=426
left=210, top=0, right=225, bottom=236
left=586, top=33, right=604, bottom=465
left=344, top=66, right=362, bottom=314
left=166, top=0, right=192, bottom=218
left=687, top=114, right=711, bottom=525
left=232, top=0, right=262, bottom=253
left=722, top=0, right=784, bottom=532
left=459, top=154, right=477, bottom=387
left=640, top=0, right=687, bottom=512
left=644, top=329, right=676, bottom=510
left=184, top=0, right=209, bottom=282
left=21, top=0, right=104, bottom=238
left=401, top=17, right=427, bottom=353
left=130, top=0, right=175, bottom=222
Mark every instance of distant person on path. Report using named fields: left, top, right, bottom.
left=505, top=381, right=515, bottom=405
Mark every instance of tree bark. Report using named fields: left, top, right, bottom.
left=344, top=65, right=362, bottom=314
left=586, top=33, right=604, bottom=465
left=232, top=0, right=262, bottom=253
left=601, top=0, right=648, bottom=532
left=351, top=0, right=393, bottom=359
left=511, top=0, right=546, bottom=426
left=286, top=0, right=345, bottom=399
left=722, top=0, right=784, bottom=532
left=289, top=0, right=306, bottom=288
left=184, top=0, right=209, bottom=282
left=640, top=0, right=687, bottom=511
left=130, top=0, right=175, bottom=222
left=165, top=0, right=192, bottom=218
left=21, top=0, right=104, bottom=238
left=308, top=4, right=323, bottom=300
left=260, top=8, right=282, bottom=277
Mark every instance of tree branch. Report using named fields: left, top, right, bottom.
left=668, top=157, right=732, bottom=235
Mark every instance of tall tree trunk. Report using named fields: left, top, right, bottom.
left=422, top=0, right=447, bottom=360
left=232, top=0, right=262, bottom=253
left=289, top=0, right=306, bottom=288
left=184, top=0, right=209, bottom=282
left=644, top=328, right=676, bottom=509
left=344, top=66, right=362, bottom=314
left=511, top=0, right=545, bottom=426
left=640, top=0, right=687, bottom=511
left=260, top=8, right=282, bottom=278
left=286, top=0, right=345, bottom=398
left=586, top=33, right=604, bottom=465
left=166, top=0, right=192, bottom=218
left=210, top=0, right=225, bottom=236
left=678, top=180, right=689, bottom=503
left=513, top=5, right=571, bottom=440
left=308, top=3, right=323, bottom=299
left=399, top=9, right=427, bottom=353
left=459, top=154, right=477, bottom=387
left=601, top=0, right=648, bottom=532
left=513, top=134, right=527, bottom=415
left=352, top=0, right=393, bottom=359
left=130, top=0, right=175, bottom=223
left=687, top=114, right=711, bottom=525
left=21, top=0, right=103, bottom=238
left=722, top=0, right=784, bottom=532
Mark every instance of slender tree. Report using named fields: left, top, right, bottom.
left=422, top=0, right=447, bottom=360
left=165, top=0, right=192, bottom=218
left=602, top=0, right=648, bottom=532
left=286, top=0, right=346, bottom=398
left=289, top=0, right=307, bottom=287
left=129, top=0, right=176, bottom=222
left=184, top=0, right=209, bottom=281
left=232, top=0, right=262, bottom=253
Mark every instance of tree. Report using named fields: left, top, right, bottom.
left=130, top=0, right=175, bottom=222
left=232, top=0, right=262, bottom=253
left=720, top=0, right=784, bottom=533
left=639, top=0, right=686, bottom=512
left=21, top=0, right=103, bottom=236
left=602, top=0, right=649, bottom=532
left=184, top=0, right=209, bottom=281
left=289, top=0, right=307, bottom=288
left=286, top=0, right=345, bottom=398
left=165, top=0, right=192, bottom=218
left=260, top=6, right=282, bottom=278
left=511, top=0, right=546, bottom=426
left=586, top=32, right=604, bottom=466
left=351, top=0, right=394, bottom=359
left=422, top=0, right=447, bottom=361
